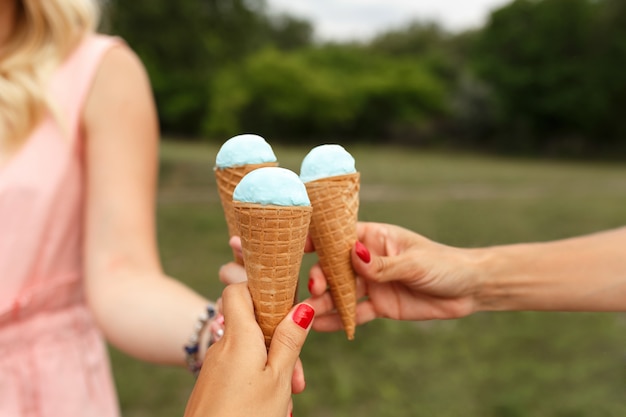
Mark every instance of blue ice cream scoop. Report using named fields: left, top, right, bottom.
left=233, top=167, right=310, bottom=207
left=299, top=144, right=356, bottom=183
left=215, top=134, right=277, bottom=168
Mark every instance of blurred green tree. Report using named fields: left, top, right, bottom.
left=589, top=0, right=626, bottom=150
left=109, top=0, right=312, bottom=137
left=369, top=21, right=490, bottom=149
left=473, top=0, right=626, bottom=155
left=107, top=0, right=626, bottom=155
left=474, top=0, right=595, bottom=152
left=369, top=21, right=467, bottom=83
left=265, top=14, right=314, bottom=51
left=204, top=46, right=447, bottom=144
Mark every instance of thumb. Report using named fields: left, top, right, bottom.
left=352, top=241, right=408, bottom=284
left=266, top=303, right=315, bottom=372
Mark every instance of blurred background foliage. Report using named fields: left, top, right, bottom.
left=107, top=0, right=626, bottom=157
left=102, top=1, right=626, bottom=415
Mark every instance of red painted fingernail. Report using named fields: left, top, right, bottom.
left=355, top=241, right=371, bottom=263
left=292, top=304, right=315, bottom=329
left=307, top=277, right=314, bottom=293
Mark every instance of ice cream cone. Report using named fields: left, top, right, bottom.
left=215, top=162, right=278, bottom=264
left=305, top=172, right=360, bottom=340
left=233, top=201, right=312, bottom=349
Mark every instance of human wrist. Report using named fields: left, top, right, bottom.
left=472, top=243, right=539, bottom=313
left=184, top=303, right=225, bottom=377
left=471, top=245, right=517, bottom=313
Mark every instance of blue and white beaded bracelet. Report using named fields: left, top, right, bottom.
left=184, top=304, right=225, bottom=377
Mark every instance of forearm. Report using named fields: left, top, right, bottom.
left=87, top=269, right=212, bottom=366
left=474, top=227, right=626, bottom=312
left=81, top=44, right=218, bottom=366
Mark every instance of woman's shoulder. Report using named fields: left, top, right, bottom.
left=54, top=33, right=133, bottom=95
left=69, top=34, right=137, bottom=71
left=58, top=32, right=151, bottom=107
left=81, top=33, right=156, bottom=137
left=87, top=34, right=151, bottom=101
left=94, top=35, right=145, bottom=74
left=52, top=33, right=147, bottom=118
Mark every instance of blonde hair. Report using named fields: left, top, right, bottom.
left=0, top=0, right=100, bottom=147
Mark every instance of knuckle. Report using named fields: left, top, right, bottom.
left=273, top=329, right=301, bottom=354
left=372, top=256, right=387, bottom=280
left=221, top=283, right=237, bottom=298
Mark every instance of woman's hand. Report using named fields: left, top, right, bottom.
left=184, top=282, right=314, bottom=417
left=218, top=237, right=309, bottom=396
left=305, top=222, right=482, bottom=331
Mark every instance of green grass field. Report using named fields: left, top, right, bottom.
left=110, top=140, right=626, bottom=417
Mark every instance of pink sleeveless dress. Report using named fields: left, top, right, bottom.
left=0, top=35, right=121, bottom=417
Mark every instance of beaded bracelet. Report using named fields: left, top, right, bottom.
left=184, top=304, right=225, bottom=377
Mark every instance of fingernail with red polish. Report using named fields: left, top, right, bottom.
left=307, top=277, right=314, bottom=293
left=355, top=241, right=371, bottom=263
left=292, top=304, right=315, bottom=329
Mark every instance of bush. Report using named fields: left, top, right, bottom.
left=471, top=0, right=626, bottom=155
left=204, top=46, right=448, bottom=144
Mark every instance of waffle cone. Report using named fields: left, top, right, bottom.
left=214, top=162, right=279, bottom=264
left=305, top=172, right=360, bottom=340
left=233, top=201, right=312, bottom=349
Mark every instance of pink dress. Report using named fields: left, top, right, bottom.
left=0, top=35, right=121, bottom=417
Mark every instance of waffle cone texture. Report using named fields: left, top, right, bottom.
left=214, top=162, right=278, bottom=264
left=233, top=201, right=312, bottom=349
left=305, top=172, right=360, bottom=340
